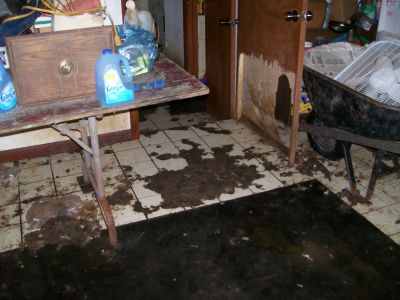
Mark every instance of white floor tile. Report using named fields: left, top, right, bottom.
left=112, top=205, right=147, bottom=226
left=55, top=174, right=82, bottom=194
left=116, top=147, right=151, bottom=165
left=371, top=179, right=400, bottom=206
left=20, top=181, right=56, bottom=202
left=219, top=187, right=253, bottom=202
left=270, top=168, right=312, bottom=187
left=175, top=114, right=201, bottom=126
left=50, top=151, right=81, bottom=163
left=201, top=133, right=236, bottom=148
left=131, top=179, right=160, bottom=199
left=111, top=140, right=142, bottom=153
left=173, top=137, right=214, bottom=159
left=103, top=166, right=126, bottom=186
left=249, top=171, right=284, bottom=193
left=0, top=204, right=20, bottom=228
left=0, top=179, right=19, bottom=207
left=236, top=157, right=266, bottom=173
left=52, top=159, right=82, bottom=179
left=238, top=139, right=278, bottom=155
left=0, top=224, right=21, bottom=253
left=19, top=164, right=53, bottom=184
left=101, top=153, right=119, bottom=171
left=230, top=127, right=263, bottom=144
left=18, top=156, right=50, bottom=169
left=190, top=122, right=224, bottom=137
left=164, top=127, right=197, bottom=141
left=140, top=119, right=158, bottom=131
left=146, top=142, right=188, bottom=171
left=100, top=145, right=113, bottom=155
left=147, top=207, right=185, bottom=219
left=153, top=119, right=181, bottom=130
left=352, top=192, right=390, bottom=215
left=123, top=160, right=159, bottom=180
left=364, top=205, right=400, bottom=236
left=139, top=193, right=184, bottom=219
left=390, top=232, right=400, bottom=245
left=216, top=119, right=247, bottom=131
left=139, top=130, right=171, bottom=146
left=148, top=111, right=173, bottom=123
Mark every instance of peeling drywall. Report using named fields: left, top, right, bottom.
left=238, top=53, right=295, bottom=143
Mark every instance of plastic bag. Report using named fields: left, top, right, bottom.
left=116, top=24, right=158, bottom=77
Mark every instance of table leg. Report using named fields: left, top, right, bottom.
left=130, top=109, right=140, bottom=140
left=79, top=119, right=92, bottom=186
left=88, top=116, right=118, bottom=247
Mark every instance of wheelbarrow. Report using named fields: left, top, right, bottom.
left=301, top=65, right=400, bottom=203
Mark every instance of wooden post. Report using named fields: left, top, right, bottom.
left=288, top=0, right=308, bottom=166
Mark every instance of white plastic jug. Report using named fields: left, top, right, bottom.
left=0, top=63, right=17, bottom=112
left=124, top=0, right=156, bottom=36
left=95, top=49, right=135, bottom=108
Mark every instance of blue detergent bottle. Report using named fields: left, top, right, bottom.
left=95, top=49, right=135, bottom=107
left=0, top=63, right=17, bottom=112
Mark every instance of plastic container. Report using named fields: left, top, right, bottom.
left=95, top=49, right=135, bottom=108
left=0, top=63, right=17, bottom=112
left=133, top=71, right=165, bottom=92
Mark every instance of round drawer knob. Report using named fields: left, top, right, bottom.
left=58, top=59, right=74, bottom=76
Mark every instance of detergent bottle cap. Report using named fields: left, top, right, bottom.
left=102, top=49, right=113, bottom=55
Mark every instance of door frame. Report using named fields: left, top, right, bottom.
left=183, top=0, right=198, bottom=76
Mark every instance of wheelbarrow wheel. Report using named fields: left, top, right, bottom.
left=307, top=111, right=349, bottom=161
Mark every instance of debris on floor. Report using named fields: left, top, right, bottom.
left=24, top=216, right=101, bottom=253
left=141, top=140, right=263, bottom=210
left=23, top=194, right=100, bottom=252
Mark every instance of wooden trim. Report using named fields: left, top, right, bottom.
left=0, top=130, right=132, bottom=163
left=288, top=0, right=308, bottom=166
left=183, top=0, right=199, bottom=76
left=230, top=0, right=238, bottom=119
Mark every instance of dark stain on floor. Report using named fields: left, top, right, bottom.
left=156, top=153, right=180, bottom=160
left=25, top=195, right=98, bottom=230
left=77, top=175, right=95, bottom=193
left=141, top=128, right=160, bottom=138
left=23, top=216, right=101, bottom=254
left=143, top=139, right=263, bottom=209
left=192, top=123, right=231, bottom=135
left=107, top=185, right=133, bottom=206
left=1, top=181, right=399, bottom=299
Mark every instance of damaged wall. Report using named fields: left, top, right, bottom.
left=238, top=53, right=295, bottom=142
left=237, top=0, right=304, bottom=146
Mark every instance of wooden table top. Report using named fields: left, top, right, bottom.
left=0, top=55, right=209, bottom=135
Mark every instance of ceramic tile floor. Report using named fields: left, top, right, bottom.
left=0, top=104, right=400, bottom=253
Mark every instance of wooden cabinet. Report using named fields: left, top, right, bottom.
left=6, top=27, right=114, bottom=106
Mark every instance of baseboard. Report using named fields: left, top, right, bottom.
left=0, top=130, right=133, bottom=163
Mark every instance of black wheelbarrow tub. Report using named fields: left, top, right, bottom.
left=303, top=65, right=400, bottom=141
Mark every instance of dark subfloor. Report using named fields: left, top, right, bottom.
left=1, top=180, right=400, bottom=299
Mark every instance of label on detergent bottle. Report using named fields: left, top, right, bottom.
left=0, top=82, right=17, bottom=111
left=104, top=67, right=133, bottom=105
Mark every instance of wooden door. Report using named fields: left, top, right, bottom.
left=237, top=0, right=308, bottom=165
left=205, top=0, right=236, bottom=120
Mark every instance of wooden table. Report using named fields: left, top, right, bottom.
left=0, top=55, right=209, bottom=246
